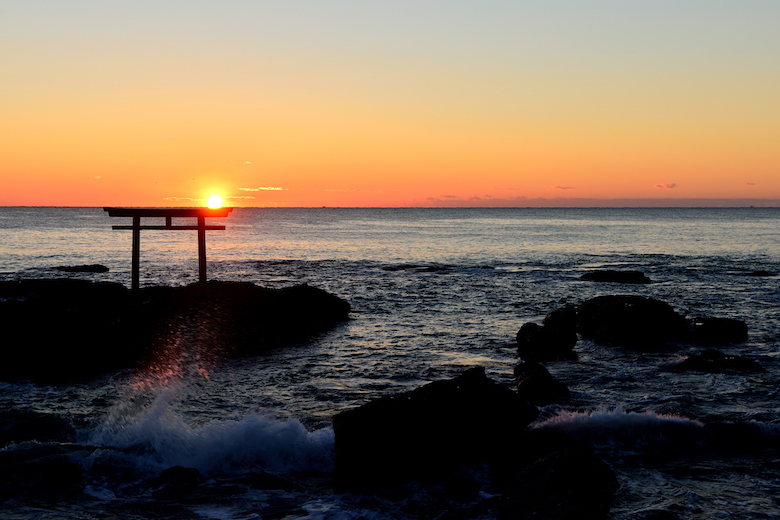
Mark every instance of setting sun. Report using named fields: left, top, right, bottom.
left=207, top=195, right=223, bottom=209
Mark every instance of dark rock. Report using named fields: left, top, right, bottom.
left=0, top=409, right=75, bottom=447
left=0, top=441, right=87, bottom=502
left=514, top=362, right=570, bottom=406
left=492, top=429, right=583, bottom=486
left=150, top=466, right=205, bottom=500
left=581, top=270, right=651, bottom=284
left=0, top=279, right=350, bottom=383
left=54, top=264, right=110, bottom=273
left=577, top=295, right=687, bottom=349
left=686, top=317, right=748, bottom=346
left=742, top=270, right=776, bottom=277
left=667, top=349, right=765, bottom=374
left=517, top=305, right=578, bottom=361
left=332, top=367, right=539, bottom=493
left=500, top=449, right=619, bottom=520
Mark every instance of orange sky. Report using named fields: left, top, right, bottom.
left=2, top=2, right=779, bottom=207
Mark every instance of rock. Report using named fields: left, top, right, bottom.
left=150, top=466, right=205, bottom=500
left=581, top=270, right=650, bottom=284
left=686, top=317, right=748, bottom=346
left=0, top=409, right=75, bottom=447
left=667, top=349, right=765, bottom=374
left=492, top=429, right=584, bottom=486
left=0, top=279, right=350, bottom=383
left=0, top=441, right=87, bottom=502
left=517, top=305, right=578, bottom=362
left=742, top=270, right=775, bottom=277
left=332, top=367, right=539, bottom=493
left=514, top=362, right=570, bottom=406
left=577, top=295, right=687, bottom=349
left=500, top=449, right=619, bottom=520
left=54, top=264, right=109, bottom=273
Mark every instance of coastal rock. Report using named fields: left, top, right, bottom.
left=581, top=270, right=651, bottom=284
left=0, top=409, right=75, bottom=446
left=332, top=366, right=539, bottom=493
left=54, top=264, right=110, bottom=273
left=742, top=270, right=776, bottom=277
left=492, top=429, right=584, bottom=486
left=500, top=449, right=619, bottom=520
left=577, top=295, right=687, bottom=349
left=514, top=362, right=570, bottom=406
left=516, top=305, right=578, bottom=361
left=667, top=349, right=765, bottom=374
left=0, top=441, right=86, bottom=502
left=150, top=466, right=205, bottom=500
left=0, top=279, right=350, bottom=383
left=685, top=317, right=748, bottom=346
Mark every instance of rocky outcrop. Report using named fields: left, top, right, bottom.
left=685, top=317, right=748, bottom=346
left=666, top=349, right=765, bottom=374
left=517, top=305, right=578, bottom=361
left=332, top=367, right=539, bottom=493
left=0, top=279, right=350, bottom=383
left=500, top=448, right=619, bottom=520
left=514, top=362, right=570, bottom=406
left=54, top=264, right=110, bottom=273
left=581, top=270, right=650, bottom=284
left=576, top=295, right=688, bottom=349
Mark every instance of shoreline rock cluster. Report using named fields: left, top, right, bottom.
left=333, top=367, right=619, bottom=519
left=0, top=278, right=350, bottom=383
left=518, top=294, right=752, bottom=361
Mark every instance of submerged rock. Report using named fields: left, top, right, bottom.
left=0, top=279, right=350, bottom=383
left=332, top=367, right=539, bottom=493
left=577, top=295, right=688, bottom=349
left=514, top=362, right=570, bottom=406
left=667, top=349, right=765, bottom=374
left=581, top=270, right=651, bottom=284
left=516, top=305, right=578, bottom=361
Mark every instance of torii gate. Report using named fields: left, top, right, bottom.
left=104, top=207, right=234, bottom=291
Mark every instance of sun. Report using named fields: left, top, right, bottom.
left=207, top=195, right=223, bottom=209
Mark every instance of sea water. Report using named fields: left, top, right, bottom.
left=1, top=207, right=779, bottom=519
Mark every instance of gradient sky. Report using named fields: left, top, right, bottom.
left=2, top=1, right=779, bottom=207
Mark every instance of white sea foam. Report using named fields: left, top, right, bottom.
left=88, top=387, right=334, bottom=476
left=533, top=406, right=705, bottom=452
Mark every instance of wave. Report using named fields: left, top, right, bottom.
left=87, top=387, right=334, bottom=477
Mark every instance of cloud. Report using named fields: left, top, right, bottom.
left=746, top=182, right=756, bottom=186
left=225, top=195, right=255, bottom=200
left=443, top=195, right=458, bottom=199
left=555, top=186, right=573, bottom=190
left=655, top=183, right=678, bottom=189
left=163, top=196, right=200, bottom=202
left=239, top=186, right=286, bottom=191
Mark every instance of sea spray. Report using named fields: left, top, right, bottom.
left=87, top=373, right=334, bottom=488
left=533, top=406, right=706, bottom=456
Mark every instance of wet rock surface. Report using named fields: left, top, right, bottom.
left=666, top=349, right=766, bottom=374
left=514, top=362, right=570, bottom=406
left=333, top=367, right=539, bottom=493
left=0, top=279, right=350, bottom=383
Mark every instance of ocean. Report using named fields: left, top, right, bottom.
left=1, top=207, right=779, bottom=519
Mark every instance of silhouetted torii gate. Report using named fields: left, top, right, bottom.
left=104, top=207, right=234, bottom=291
